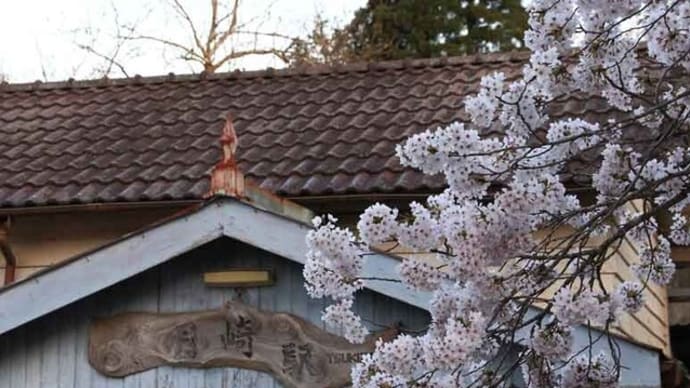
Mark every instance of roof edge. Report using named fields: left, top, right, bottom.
left=0, top=200, right=202, bottom=216
left=0, top=51, right=530, bottom=92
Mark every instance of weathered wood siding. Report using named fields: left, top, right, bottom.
left=600, top=200, right=670, bottom=356
left=601, top=235, right=670, bottom=355
left=0, top=237, right=430, bottom=388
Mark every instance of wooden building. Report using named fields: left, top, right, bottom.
left=0, top=53, right=676, bottom=387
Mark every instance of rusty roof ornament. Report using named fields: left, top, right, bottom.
left=208, top=114, right=245, bottom=198
left=220, top=114, right=238, bottom=164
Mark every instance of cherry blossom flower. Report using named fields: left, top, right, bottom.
left=560, top=353, right=618, bottom=388
left=322, top=299, right=369, bottom=343
left=529, top=320, right=574, bottom=360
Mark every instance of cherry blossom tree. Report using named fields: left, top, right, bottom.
left=304, top=1, right=690, bottom=387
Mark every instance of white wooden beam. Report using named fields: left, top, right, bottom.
left=0, top=202, right=227, bottom=335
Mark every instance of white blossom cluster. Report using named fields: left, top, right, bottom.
left=304, top=215, right=363, bottom=300
left=670, top=212, right=690, bottom=245
left=552, top=287, right=612, bottom=326
left=398, top=201, right=440, bottom=251
left=560, top=353, right=618, bottom=388
left=399, top=258, right=446, bottom=291
left=632, top=237, right=675, bottom=285
left=302, top=0, right=690, bottom=386
left=357, top=203, right=399, bottom=246
left=322, top=299, right=369, bottom=343
left=616, top=281, right=644, bottom=313
left=530, top=321, right=574, bottom=360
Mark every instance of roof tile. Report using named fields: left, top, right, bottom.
left=0, top=52, right=551, bottom=208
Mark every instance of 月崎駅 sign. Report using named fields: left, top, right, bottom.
left=88, top=300, right=395, bottom=387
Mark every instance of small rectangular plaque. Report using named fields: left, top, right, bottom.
left=204, top=269, right=274, bottom=287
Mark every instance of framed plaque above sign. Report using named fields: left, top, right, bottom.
left=203, top=269, right=275, bottom=287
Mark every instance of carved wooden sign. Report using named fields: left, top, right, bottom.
left=88, top=301, right=392, bottom=387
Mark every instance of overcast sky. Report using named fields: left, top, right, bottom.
left=0, top=0, right=365, bottom=82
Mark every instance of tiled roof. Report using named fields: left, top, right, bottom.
left=0, top=51, right=609, bottom=208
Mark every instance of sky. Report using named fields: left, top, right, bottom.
left=0, top=0, right=365, bottom=82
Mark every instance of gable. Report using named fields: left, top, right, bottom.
left=0, top=198, right=428, bottom=335
left=0, top=197, right=664, bottom=387
left=0, top=237, right=430, bottom=387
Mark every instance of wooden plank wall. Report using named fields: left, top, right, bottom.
left=604, top=200, right=670, bottom=356
left=601, top=235, right=670, bottom=356
left=0, top=238, right=430, bottom=388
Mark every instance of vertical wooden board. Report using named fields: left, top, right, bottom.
left=276, top=257, right=300, bottom=388
left=73, top=297, right=95, bottom=388
left=57, top=310, right=77, bottom=388
left=201, top=251, right=230, bottom=388
left=273, top=255, right=293, bottom=314
left=8, top=326, right=27, bottom=388
left=155, top=271, right=175, bottom=312
left=102, top=283, right=127, bottom=388
left=289, top=253, right=309, bottom=318
left=206, top=270, right=237, bottom=385
left=355, top=289, right=376, bottom=336
left=373, top=291, right=395, bottom=332
left=24, top=320, right=44, bottom=388
left=257, top=254, right=277, bottom=314
left=99, top=280, right=127, bottom=388
left=227, top=369, right=263, bottom=387
left=157, top=256, right=181, bottom=388
left=0, top=330, right=11, bottom=388
left=165, top=256, right=194, bottom=388
left=123, top=269, right=160, bottom=388
left=404, top=299, right=431, bottom=334
left=155, top=367, right=174, bottom=388
left=219, top=248, right=243, bottom=387
left=306, top=278, right=326, bottom=331
left=180, top=258, right=206, bottom=388
left=39, top=312, right=60, bottom=388
left=230, top=248, right=265, bottom=386
left=203, top=368, right=225, bottom=388
left=239, top=248, right=259, bottom=309
left=259, top=255, right=283, bottom=388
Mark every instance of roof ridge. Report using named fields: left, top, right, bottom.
left=0, top=51, right=529, bottom=92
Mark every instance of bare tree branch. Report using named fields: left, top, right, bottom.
left=76, top=0, right=295, bottom=76
left=170, top=0, right=206, bottom=56
left=75, top=43, right=130, bottom=78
